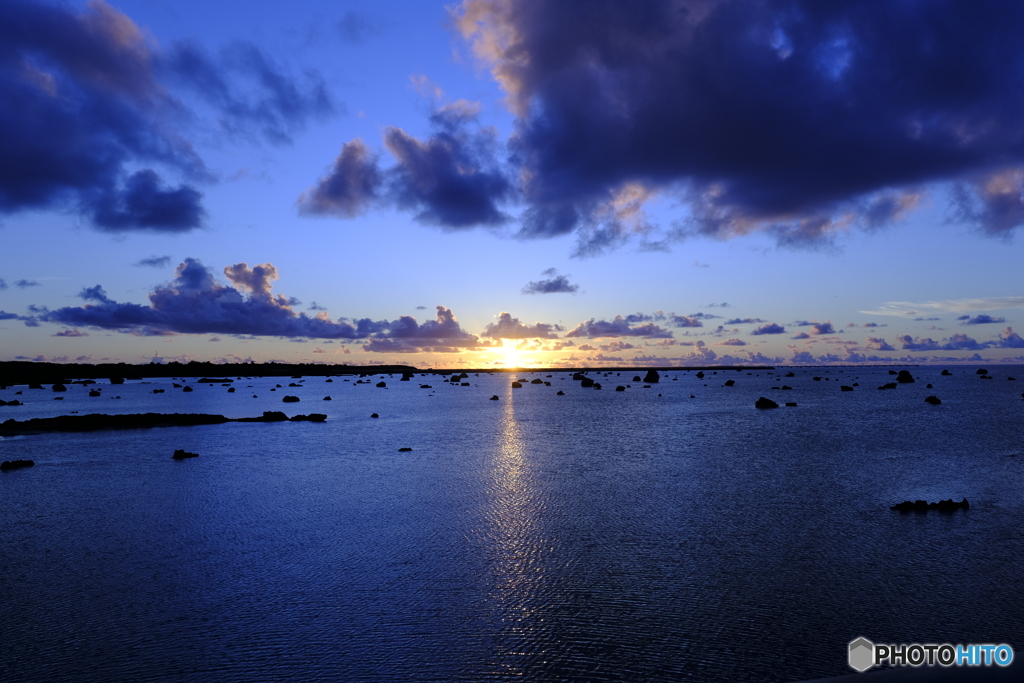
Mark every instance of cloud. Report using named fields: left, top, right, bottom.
left=447, top=0, right=1024, bottom=250
left=600, top=340, right=635, bottom=352
left=863, top=297, right=1024, bottom=317
left=725, top=318, right=765, bottom=325
left=14, top=279, right=40, bottom=288
left=993, top=327, right=1024, bottom=348
left=52, top=328, right=88, bottom=337
left=716, top=338, right=747, bottom=346
left=566, top=315, right=673, bottom=338
left=681, top=340, right=717, bottom=362
left=864, top=337, right=895, bottom=351
left=959, top=314, right=1006, bottom=325
left=44, top=258, right=389, bottom=339
left=897, top=333, right=987, bottom=351
left=362, top=306, right=488, bottom=353
left=297, top=139, right=382, bottom=217
left=481, top=311, right=562, bottom=339
left=135, top=255, right=171, bottom=268
left=791, top=332, right=810, bottom=340
left=522, top=270, right=579, bottom=294
left=336, top=10, right=383, bottom=44
left=0, top=278, right=6, bottom=290
left=751, top=322, right=786, bottom=335
left=89, top=169, right=204, bottom=232
left=162, top=40, right=334, bottom=145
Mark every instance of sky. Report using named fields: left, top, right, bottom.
left=2, top=0, right=1024, bottom=369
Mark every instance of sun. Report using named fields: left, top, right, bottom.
left=498, top=344, right=525, bottom=368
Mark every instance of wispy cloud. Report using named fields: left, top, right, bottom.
left=862, top=297, right=1024, bottom=317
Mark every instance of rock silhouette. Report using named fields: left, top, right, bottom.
left=924, top=395, right=942, bottom=405
left=1, top=459, right=35, bottom=471
left=755, top=397, right=779, bottom=409
left=643, top=369, right=660, bottom=383
left=891, top=498, right=969, bottom=512
left=172, top=449, right=199, bottom=460
left=896, top=370, right=915, bottom=383
left=282, top=396, right=300, bottom=403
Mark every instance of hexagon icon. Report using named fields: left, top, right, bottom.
left=849, top=637, right=875, bottom=672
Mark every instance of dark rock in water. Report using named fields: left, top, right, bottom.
left=89, top=389, right=101, bottom=396
left=227, top=387, right=235, bottom=393
left=896, top=370, right=915, bottom=383
left=282, top=396, right=300, bottom=403
left=878, top=383, right=897, bottom=390
left=289, top=413, right=327, bottom=422
left=173, top=383, right=182, bottom=388
left=785, top=372, right=794, bottom=377
left=236, top=411, right=289, bottom=422
left=891, top=498, right=968, bottom=512
left=371, top=413, right=379, bottom=418
left=556, top=391, right=564, bottom=396
left=755, top=397, right=779, bottom=409
left=840, top=385, right=854, bottom=392
left=376, top=381, right=387, bottom=388
left=926, top=384, right=932, bottom=388
left=398, top=447, right=413, bottom=452
left=593, top=383, right=602, bottom=390
left=977, top=368, right=988, bottom=375
left=723, top=379, right=735, bottom=386
left=182, top=386, right=193, bottom=392
left=1, top=459, right=35, bottom=471
left=28, top=383, right=43, bottom=389
left=888, top=370, right=898, bottom=375
left=580, top=377, right=595, bottom=388
left=511, top=381, right=523, bottom=388
left=572, top=372, right=586, bottom=381
left=289, top=383, right=302, bottom=387
left=2, top=400, right=23, bottom=406
left=696, top=371, right=704, bottom=379
left=785, top=402, right=797, bottom=407
left=531, top=378, right=544, bottom=384
left=54, top=397, right=63, bottom=400
left=110, top=377, right=125, bottom=384
left=813, top=377, right=822, bottom=381
left=781, top=385, right=793, bottom=390
left=52, top=383, right=67, bottom=392
left=644, top=369, right=660, bottom=383
left=633, top=376, right=642, bottom=382
left=615, top=385, right=626, bottom=392
left=198, top=378, right=231, bottom=384
left=172, top=449, right=199, bottom=460
left=326, top=378, right=334, bottom=383
left=941, top=369, right=952, bottom=376
left=323, top=396, right=332, bottom=401
left=489, top=395, right=499, bottom=400
left=1008, top=377, right=1017, bottom=381
left=924, top=395, right=942, bottom=405
left=420, top=384, right=432, bottom=389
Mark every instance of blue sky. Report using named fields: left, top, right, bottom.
left=2, top=0, right=1024, bottom=368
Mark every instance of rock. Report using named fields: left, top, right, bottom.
left=755, top=397, right=779, bottom=409
left=977, top=368, right=988, bottom=374
left=888, top=370, right=898, bottom=375
left=941, top=369, right=952, bottom=375
left=632, top=376, right=642, bottom=382
left=227, top=387, right=236, bottom=393
left=813, top=377, right=822, bottom=381
left=530, top=378, right=544, bottom=384
left=172, top=449, right=199, bottom=460
left=282, top=396, right=300, bottom=403
left=1, top=459, right=35, bottom=471
left=89, top=389, right=101, bottom=396
left=376, top=381, right=387, bottom=388
left=489, top=395, right=499, bottom=400
left=289, top=382, right=302, bottom=387
left=556, top=391, right=564, bottom=395
left=511, top=381, right=523, bottom=388
left=696, top=371, right=704, bottom=379
left=323, top=396, right=332, bottom=401
left=173, top=383, right=182, bottom=388
left=926, top=384, right=932, bottom=388
left=420, top=384, right=432, bottom=389
left=840, top=386, right=854, bottom=391
left=924, top=395, right=942, bottom=405
left=896, top=370, right=915, bottom=383
left=28, top=383, right=43, bottom=389
left=371, top=413, right=379, bottom=418
left=289, top=413, right=327, bottom=422
left=643, top=369, right=660, bottom=383
left=785, top=402, right=798, bottom=407
left=326, top=379, right=334, bottom=383
left=891, top=498, right=968, bottom=512
left=785, top=372, right=795, bottom=377
left=52, top=383, right=67, bottom=392
left=182, top=386, right=193, bottom=392
left=398, top=447, right=412, bottom=452
left=572, top=372, right=586, bottom=381
left=877, top=383, right=897, bottom=390
left=781, top=385, right=793, bottom=390
left=723, top=379, right=735, bottom=386
left=580, top=377, right=594, bottom=388
left=615, top=385, right=626, bottom=392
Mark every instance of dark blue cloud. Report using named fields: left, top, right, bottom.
left=523, top=273, right=579, bottom=294
left=481, top=311, right=562, bottom=339
left=566, top=316, right=673, bottom=338
left=751, top=322, right=786, bottom=335
left=446, top=0, right=1024, bottom=250
left=298, top=140, right=382, bottom=217
left=135, top=255, right=172, bottom=268
left=725, top=318, right=766, bottom=325
left=89, top=170, right=204, bottom=232
left=959, top=313, right=1006, bottom=325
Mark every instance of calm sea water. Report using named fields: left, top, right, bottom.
left=2, top=367, right=1023, bottom=682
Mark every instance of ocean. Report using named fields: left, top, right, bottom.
left=2, top=366, right=1022, bottom=682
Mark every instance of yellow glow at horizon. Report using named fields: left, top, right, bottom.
left=498, top=343, right=525, bottom=368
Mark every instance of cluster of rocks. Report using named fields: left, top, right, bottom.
left=891, top=498, right=969, bottom=512
left=1, top=459, right=35, bottom=471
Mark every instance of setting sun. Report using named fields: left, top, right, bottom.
left=498, top=344, right=525, bottom=368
